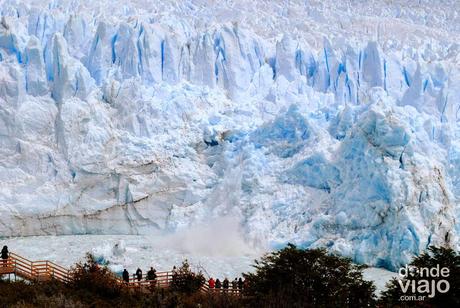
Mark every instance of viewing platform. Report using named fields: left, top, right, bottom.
left=0, top=252, right=242, bottom=295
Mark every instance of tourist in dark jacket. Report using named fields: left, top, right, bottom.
left=147, top=267, right=157, bottom=287
left=215, top=278, right=222, bottom=289
left=172, top=265, right=178, bottom=283
left=136, top=268, right=142, bottom=281
left=223, top=278, right=229, bottom=291
left=1, top=246, right=8, bottom=267
left=232, top=278, right=238, bottom=291
left=122, top=269, right=130, bottom=283
left=147, top=267, right=157, bottom=280
left=238, top=277, right=244, bottom=290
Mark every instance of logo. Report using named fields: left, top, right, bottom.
left=397, top=264, right=450, bottom=301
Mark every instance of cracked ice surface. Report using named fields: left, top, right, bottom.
left=0, top=0, right=459, bottom=271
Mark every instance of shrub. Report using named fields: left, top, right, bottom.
left=70, top=253, right=122, bottom=299
left=170, top=259, right=206, bottom=294
left=242, top=243, right=376, bottom=307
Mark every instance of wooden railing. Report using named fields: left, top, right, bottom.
left=124, top=275, right=241, bottom=295
left=123, top=271, right=173, bottom=289
left=200, top=282, right=242, bottom=295
left=0, top=252, right=242, bottom=296
left=0, top=253, right=71, bottom=283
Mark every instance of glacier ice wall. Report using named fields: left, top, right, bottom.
left=0, top=0, right=459, bottom=270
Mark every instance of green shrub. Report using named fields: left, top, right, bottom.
left=70, top=253, right=122, bottom=300
left=242, top=243, right=376, bottom=307
left=170, top=259, right=206, bottom=294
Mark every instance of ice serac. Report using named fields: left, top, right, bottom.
left=86, top=22, right=113, bottom=85
left=63, top=15, right=88, bottom=59
left=401, top=63, right=423, bottom=110
left=312, top=38, right=337, bottom=93
left=362, top=41, right=384, bottom=88
left=24, top=36, right=47, bottom=96
left=192, top=32, right=215, bottom=88
left=294, top=41, right=316, bottom=83
left=113, top=23, right=141, bottom=80
left=161, top=34, right=180, bottom=84
left=214, top=24, right=264, bottom=100
left=52, top=33, right=93, bottom=103
left=275, top=34, right=298, bottom=82
left=137, top=24, right=163, bottom=84
left=0, top=16, right=25, bottom=63
left=0, top=0, right=459, bottom=272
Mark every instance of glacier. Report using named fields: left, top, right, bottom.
left=0, top=0, right=459, bottom=271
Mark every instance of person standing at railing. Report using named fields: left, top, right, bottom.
left=222, top=278, right=229, bottom=292
left=147, top=267, right=157, bottom=287
left=122, top=269, right=129, bottom=284
left=232, top=278, right=238, bottom=292
left=171, top=265, right=178, bottom=285
left=1, top=246, right=8, bottom=267
left=208, top=277, right=215, bottom=289
left=136, top=267, right=142, bottom=282
left=238, top=277, right=244, bottom=291
left=215, top=278, right=221, bottom=290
